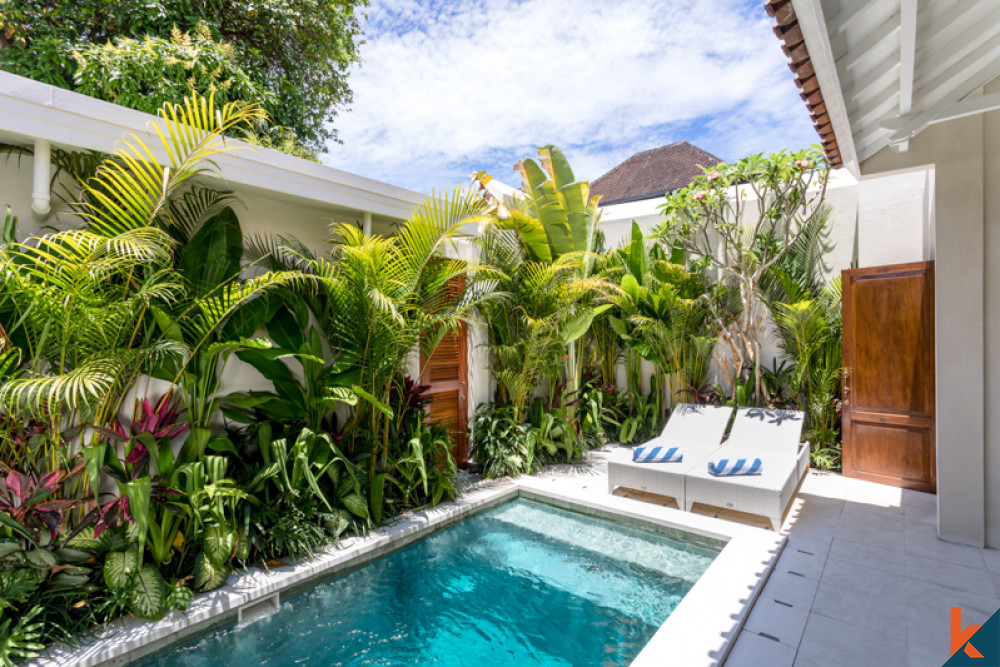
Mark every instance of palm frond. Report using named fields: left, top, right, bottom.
left=74, top=93, right=265, bottom=237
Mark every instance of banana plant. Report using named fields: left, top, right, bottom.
left=222, top=302, right=360, bottom=433
left=475, top=145, right=602, bottom=266
left=474, top=146, right=610, bottom=424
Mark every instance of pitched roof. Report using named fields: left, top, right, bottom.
left=590, top=141, right=723, bottom=205
left=764, top=0, right=843, bottom=169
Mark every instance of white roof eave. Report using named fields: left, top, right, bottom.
left=0, top=71, right=424, bottom=220
left=791, top=0, right=862, bottom=178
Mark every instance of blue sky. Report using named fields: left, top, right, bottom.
left=321, top=0, right=818, bottom=193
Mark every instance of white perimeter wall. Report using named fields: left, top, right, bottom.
left=596, top=170, right=930, bottom=395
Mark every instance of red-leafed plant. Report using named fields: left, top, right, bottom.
left=0, top=465, right=83, bottom=542
left=87, top=392, right=188, bottom=540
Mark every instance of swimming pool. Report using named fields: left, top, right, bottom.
left=137, top=499, right=722, bottom=666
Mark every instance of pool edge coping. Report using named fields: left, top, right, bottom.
left=30, top=476, right=784, bottom=667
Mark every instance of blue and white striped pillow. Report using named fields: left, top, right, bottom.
left=707, top=458, right=763, bottom=476
left=632, top=445, right=683, bottom=463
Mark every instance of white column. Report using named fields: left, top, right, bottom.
left=362, top=211, right=372, bottom=235
left=31, top=138, right=51, bottom=221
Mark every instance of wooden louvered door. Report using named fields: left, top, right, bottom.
left=842, top=261, right=935, bottom=492
left=420, top=324, right=468, bottom=468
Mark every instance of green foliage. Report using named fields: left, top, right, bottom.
left=474, top=146, right=610, bottom=420
left=762, top=214, right=844, bottom=469
left=0, top=0, right=369, bottom=156
left=385, top=417, right=458, bottom=508
left=0, top=606, right=45, bottom=667
left=103, top=548, right=171, bottom=618
left=71, top=25, right=268, bottom=117
left=469, top=404, right=538, bottom=479
left=616, top=393, right=659, bottom=445
left=224, top=302, right=359, bottom=434
left=247, top=188, right=493, bottom=508
left=604, top=221, right=727, bottom=420
left=525, top=399, right=581, bottom=460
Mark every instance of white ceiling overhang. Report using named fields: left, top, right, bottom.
left=784, top=0, right=1000, bottom=172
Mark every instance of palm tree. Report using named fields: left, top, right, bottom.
left=0, top=93, right=309, bottom=478
left=245, top=187, right=495, bottom=520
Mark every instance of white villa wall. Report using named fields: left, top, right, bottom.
left=596, top=170, right=929, bottom=398
left=858, top=167, right=936, bottom=267
left=862, top=105, right=988, bottom=547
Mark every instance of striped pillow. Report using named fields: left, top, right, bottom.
left=632, top=445, right=683, bottom=463
left=707, top=458, right=763, bottom=476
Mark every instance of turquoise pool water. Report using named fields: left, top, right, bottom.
left=138, top=499, right=721, bottom=666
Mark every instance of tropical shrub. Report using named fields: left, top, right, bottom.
left=247, top=188, right=491, bottom=521
left=760, top=211, right=844, bottom=468
left=473, top=146, right=611, bottom=434
left=604, top=221, right=730, bottom=420
left=0, top=93, right=337, bottom=654
left=468, top=403, right=537, bottom=479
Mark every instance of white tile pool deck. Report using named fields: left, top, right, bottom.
left=533, top=447, right=1000, bottom=667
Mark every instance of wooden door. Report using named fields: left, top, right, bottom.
left=842, top=261, right=935, bottom=492
left=420, top=325, right=469, bottom=468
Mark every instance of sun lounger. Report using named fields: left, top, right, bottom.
left=607, top=403, right=734, bottom=506
left=682, top=407, right=808, bottom=531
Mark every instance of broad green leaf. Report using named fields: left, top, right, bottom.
left=123, top=476, right=152, bottom=558
left=0, top=539, right=21, bottom=558
left=194, top=550, right=230, bottom=591
left=82, top=444, right=107, bottom=505
left=342, top=492, right=369, bottom=520
left=50, top=571, right=92, bottom=590
left=104, top=548, right=141, bottom=591
left=128, top=564, right=168, bottom=619
left=559, top=305, right=610, bottom=344
left=206, top=434, right=239, bottom=456
left=368, top=473, right=385, bottom=524
left=203, top=524, right=235, bottom=566
left=351, top=385, right=393, bottom=418
left=24, top=548, right=57, bottom=569
left=53, top=547, right=92, bottom=564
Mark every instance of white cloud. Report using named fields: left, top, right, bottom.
left=322, top=0, right=818, bottom=193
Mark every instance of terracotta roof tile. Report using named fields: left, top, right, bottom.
left=590, top=141, right=723, bottom=205
left=765, top=0, right=843, bottom=169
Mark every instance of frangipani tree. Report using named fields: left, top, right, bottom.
left=655, top=148, right=830, bottom=403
